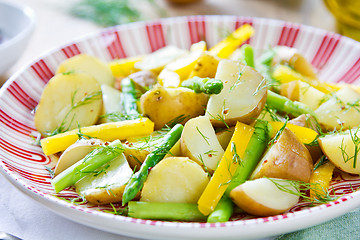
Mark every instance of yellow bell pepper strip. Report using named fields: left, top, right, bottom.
left=310, top=158, right=335, bottom=200
left=209, top=24, right=255, bottom=59
left=268, top=121, right=318, bottom=145
left=109, top=56, right=143, bottom=78
left=41, top=118, right=154, bottom=156
left=197, top=121, right=254, bottom=216
left=272, top=65, right=334, bottom=94
left=165, top=50, right=204, bottom=80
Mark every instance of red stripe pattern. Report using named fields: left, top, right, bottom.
left=187, top=16, right=206, bottom=44
left=102, top=30, right=127, bottom=59
left=336, top=57, right=360, bottom=84
left=146, top=22, right=166, bottom=52
left=61, top=43, right=81, bottom=58
left=30, top=59, right=54, bottom=84
left=311, top=33, right=341, bottom=69
left=277, top=23, right=300, bottom=47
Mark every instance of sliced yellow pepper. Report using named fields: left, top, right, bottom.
left=310, top=160, right=335, bottom=199
left=268, top=121, right=318, bottom=145
left=209, top=24, right=254, bottom=58
left=109, top=56, right=143, bottom=77
left=41, top=118, right=154, bottom=156
left=272, top=65, right=334, bottom=94
left=165, top=50, right=203, bottom=80
left=197, top=122, right=254, bottom=216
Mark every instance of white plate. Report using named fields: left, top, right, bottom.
left=1, top=16, right=360, bottom=240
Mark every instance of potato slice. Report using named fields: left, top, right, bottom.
left=315, top=86, right=360, bottom=130
left=273, top=46, right=317, bottom=79
left=34, top=72, right=102, bottom=136
left=134, top=46, right=187, bottom=74
left=188, top=51, right=220, bottom=79
left=180, top=116, right=225, bottom=172
left=205, top=60, right=267, bottom=127
left=318, top=129, right=360, bottom=174
left=230, top=178, right=300, bottom=216
left=100, top=85, right=122, bottom=123
left=140, top=86, right=208, bottom=130
left=56, top=54, right=115, bottom=86
left=75, top=153, right=133, bottom=205
left=251, top=127, right=313, bottom=182
left=54, top=138, right=104, bottom=176
left=140, top=157, right=209, bottom=203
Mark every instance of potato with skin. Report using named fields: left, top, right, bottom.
left=180, top=115, right=225, bottom=172
left=75, top=153, right=133, bottom=205
left=230, top=178, right=300, bottom=216
left=140, top=157, right=210, bottom=203
left=54, top=138, right=104, bottom=176
left=140, top=86, right=208, bottom=130
left=205, top=60, right=267, bottom=127
left=318, top=129, right=360, bottom=174
left=34, top=72, right=102, bottom=136
left=56, top=54, right=115, bottom=86
left=251, top=127, right=313, bottom=182
left=315, top=86, right=360, bottom=131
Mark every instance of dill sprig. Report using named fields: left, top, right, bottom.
left=196, top=126, right=210, bottom=145
left=339, top=126, right=360, bottom=168
left=100, top=112, right=142, bottom=122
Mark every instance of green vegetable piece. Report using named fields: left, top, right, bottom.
left=266, top=90, right=317, bottom=117
left=181, top=76, right=224, bottom=95
left=207, top=195, right=234, bottom=223
left=120, top=77, right=141, bottom=118
left=241, top=44, right=255, bottom=68
left=122, top=124, right=184, bottom=205
left=128, top=201, right=206, bottom=221
left=52, top=139, right=124, bottom=193
left=226, top=120, right=270, bottom=194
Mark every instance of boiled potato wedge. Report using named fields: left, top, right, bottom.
left=180, top=116, right=224, bottom=172
left=205, top=60, right=267, bottom=127
left=315, top=86, right=360, bottom=130
left=100, top=85, right=122, bottom=123
left=140, top=157, right=210, bottom=203
left=273, top=46, right=317, bottom=79
left=140, top=86, right=208, bottom=130
left=134, top=45, right=187, bottom=74
left=230, top=178, right=300, bottom=216
left=54, top=138, right=104, bottom=176
left=56, top=54, right=115, bottom=86
left=34, top=72, right=102, bottom=136
left=318, top=129, right=360, bottom=174
left=75, top=153, right=133, bottom=205
left=188, top=51, right=220, bottom=79
left=251, top=127, right=313, bottom=182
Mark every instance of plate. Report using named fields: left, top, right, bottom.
left=1, top=15, right=360, bottom=240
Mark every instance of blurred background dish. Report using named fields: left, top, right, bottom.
left=0, top=1, right=35, bottom=76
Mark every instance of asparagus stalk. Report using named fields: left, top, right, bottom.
left=120, top=77, right=141, bottom=117
left=181, top=76, right=223, bottom=94
left=241, top=44, right=255, bottom=68
left=266, top=90, right=316, bottom=117
left=122, top=124, right=184, bottom=205
left=128, top=201, right=206, bottom=221
left=207, top=195, right=234, bottom=223
left=52, top=139, right=124, bottom=193
left=226, top=120, right=270, bottom=194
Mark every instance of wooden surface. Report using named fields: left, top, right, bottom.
left=0, top=0, right=335, bottom=86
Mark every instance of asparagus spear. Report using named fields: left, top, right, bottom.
left=207, top=120, right=269, bottom=222
left=128, top=201, right=206, bottom=221
left=120, top=77, right=141, bottom=118
left=207, top=195, right=234, bottom=223
left=241, top=44, right=255, bottom=68
left=266, top=90, right=316, bottom=117
left=226, top=120, right=270, bottom=193
left=122, top=124, right=184, bottom=205
left=181, top=76, right=223, bottom=94
left=52, top=139, right=124, bottom=193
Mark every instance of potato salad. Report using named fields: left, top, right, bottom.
left=35, top=24, right=360, bottom=222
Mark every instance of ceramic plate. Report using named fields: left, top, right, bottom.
left=1, top=16, right=360, bottom=240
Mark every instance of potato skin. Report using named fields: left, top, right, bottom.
left=251, top=127, right=313, bottom=182
left=140, top=87, right=208, bottom=130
